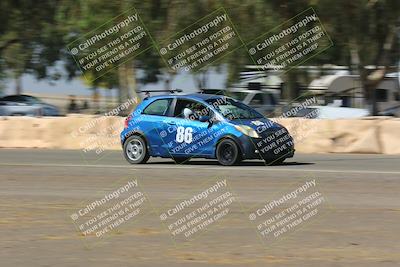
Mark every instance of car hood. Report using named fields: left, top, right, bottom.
left=228, top=118, right=283, bottom=131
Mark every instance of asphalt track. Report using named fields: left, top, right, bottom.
left=0, top=149, right=399, bottom=267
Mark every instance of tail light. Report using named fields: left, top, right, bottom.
left=124, top=114, right=132, bottom=128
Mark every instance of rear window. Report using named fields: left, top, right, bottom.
left=142, top=99, right=171, bottom=116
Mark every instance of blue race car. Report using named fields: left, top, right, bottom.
left=120, top=94, right=294, bottom=166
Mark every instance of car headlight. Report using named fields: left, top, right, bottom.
left=234, top=125, right=260, bottom=138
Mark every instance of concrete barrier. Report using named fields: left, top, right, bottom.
left=0, top=116, right=399, bottom=154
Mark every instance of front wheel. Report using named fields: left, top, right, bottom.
left=123, top=135, right=150, bottom=164
left=216, top=139, right=241, bottom=166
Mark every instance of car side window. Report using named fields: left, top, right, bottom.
left=25, top=96, right=40, bottom=104
left=142, top=99, right=171, bottom=116
left=174, top=99, right=211, bottom=120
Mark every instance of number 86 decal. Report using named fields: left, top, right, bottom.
left=175, top=126, right=193, bottom=143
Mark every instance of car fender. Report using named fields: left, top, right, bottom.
left=215, top=134, right=244, bottom=158
left=121, top=129, right=151, bottom=152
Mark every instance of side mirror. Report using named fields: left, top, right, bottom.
left=199, top=115, right=210, bottom=122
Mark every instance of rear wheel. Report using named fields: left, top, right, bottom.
left=123, top=135, right=150, bottom=164
left=216, top=139, right=241, bottom=166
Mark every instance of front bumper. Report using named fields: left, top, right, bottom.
left=239, top=128, right=295, bottom=160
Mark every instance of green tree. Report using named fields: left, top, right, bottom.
left=0, top=0, right=64, bottom=94
left=317, top=0, right=399, bottom=114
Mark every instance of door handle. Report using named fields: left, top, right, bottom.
left=167, top=121, right=176, bottom=125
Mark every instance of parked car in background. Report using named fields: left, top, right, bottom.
left=0, top=94, right=60, bottom=116
left=200, top=85, right=280, bottom=116
left=231, top=89, right=279, bottom=116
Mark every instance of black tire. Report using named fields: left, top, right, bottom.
left=123, top=135, right=150, bottom=164
left=172, top=157, right=190, bottom=164
left=216, top=139, right=241, bottom=166
left=265, top=158, right=285, bottom=165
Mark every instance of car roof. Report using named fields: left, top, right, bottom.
left=146, top=93, right=226, bottom=102
left=4, top=94, right=33, bottom=97
left=1, top=94, right=35, bottom=98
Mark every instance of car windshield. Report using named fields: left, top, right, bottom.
left=206, top=98, right=263, bottom=120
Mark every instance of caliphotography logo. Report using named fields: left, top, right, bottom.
left=67, top=7, right=153, bottom=82
left=70, top=97, right=139, bottom=163
left=156, top=8, right=243, bottom=73
left=158, top=177, right=242, bottom=246
left=247, top=179, right=332, bottom=246
left=246, top=7, right=333, bottom=73
left=69, top=178, right=152, bottom=248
